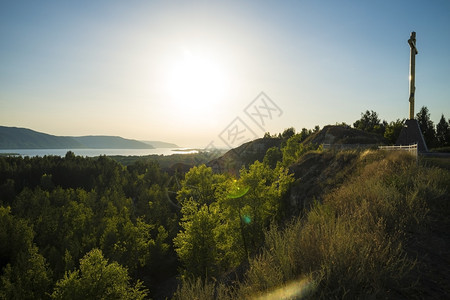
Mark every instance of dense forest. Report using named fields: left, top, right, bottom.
left=1, top=109, right=449, bottom=299
left=0, top=142, right=296, bottom=299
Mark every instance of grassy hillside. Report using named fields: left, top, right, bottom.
left=287, top=150, right=360, bottom=215
left=208, top=125, right=387, bottom=176
left=175, top=150, right=450, bottom=299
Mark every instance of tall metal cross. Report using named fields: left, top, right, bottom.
left=408, top=31, right=418, bottom=120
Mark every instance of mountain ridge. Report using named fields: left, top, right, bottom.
left=0, top=126, right=177, bottom=149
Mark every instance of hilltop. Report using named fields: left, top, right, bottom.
left=304, top=124, right=386, bottom=145
left=207, top=125, right=387, bottom=175
left=207, top=137, right=281, bottom=174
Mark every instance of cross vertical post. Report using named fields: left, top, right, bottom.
left=396, top=31, right=428, bottom=153
left=408, top=31, right=418, bottom=120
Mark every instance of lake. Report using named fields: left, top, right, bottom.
left=0, top=148, right=198, bottom=157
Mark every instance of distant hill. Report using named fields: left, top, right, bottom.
left=0, top=126, right=83, bottom=149
left=73, top=136, right=153, bottom=149
left=0, top=126, right=155, bottom=149
left=142, top=141, right=179, bottom=148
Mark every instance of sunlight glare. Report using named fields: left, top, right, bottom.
left=165, top=49, right=230, bottom=118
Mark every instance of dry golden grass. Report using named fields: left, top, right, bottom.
left=175, top=150, right=449, bottom=299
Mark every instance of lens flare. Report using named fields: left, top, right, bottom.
left=254, top=277, right=316, bottom=300
left=227, top=179, right=249, bottom=199
left=242, top=215, right=252, bottom=224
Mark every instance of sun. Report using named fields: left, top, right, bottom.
left=164, top=49, right=229, bottom=117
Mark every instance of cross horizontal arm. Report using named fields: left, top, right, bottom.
left=408, top=39, right=418, bottom=54
left=408, top=32, right=418, bottom=54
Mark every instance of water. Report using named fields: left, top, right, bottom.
left=0, top=148, right=198, bottom=157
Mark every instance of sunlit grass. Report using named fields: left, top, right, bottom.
left=175, top=150, right=449, bottom=299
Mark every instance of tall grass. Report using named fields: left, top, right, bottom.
left=173, top=277, right=235, bottom=300
left=174, top=150, right=449, bottom=299
left=241, top=208, right=414, bottom=298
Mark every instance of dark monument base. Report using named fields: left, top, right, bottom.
left=396, top=119, right=428, bottom=152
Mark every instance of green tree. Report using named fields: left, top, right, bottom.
left=0, top=206, right=33, bottom=270
left=281, top=127, right=296, bottom=140
left=416, top=106, right=436, bottom=147
left=12, top=187, right=93, bottom=277
left=213, top=162, right=294, bottom=267
left=436, top=114, right=450, bottom=147
left=237, top=162, right=293, bottom=254
left=51, top=248, right=148, bottom=300
left=40, top=173, right=55, bottom=191
left=0, top=206, right=52, bottom=300
left=100, top=210, right=170, bottom=276
left=173, top=201, right=219, bottom=279
left=353, top=110, right=386, bottom=134
left=384, top=119, right=405, bottom=144
left=174, top=165, right=227, bottom=278
left=281, top=133, right=318, bottom=166
left=1, top=245, right=52, bottom=300
left=174, top=161, right=294, bottom=278
left=0, top=178, right=15, bottom=206
left=94, top=156, right=126, bottom=192
left=176, top=165, right=225, bottom=206
left=263, top=146, right=283, bottom=169
left=59, top=192, right=97, bottom=271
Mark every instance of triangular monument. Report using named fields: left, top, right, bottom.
left=396, top=31, right=428, bottom=152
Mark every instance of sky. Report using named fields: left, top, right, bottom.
left=1, top=0, right=449, bottom=148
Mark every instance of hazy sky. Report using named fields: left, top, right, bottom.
left=1, top=0, right=449, bottom=147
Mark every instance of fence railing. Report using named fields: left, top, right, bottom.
left=378, top=143, right=418, bottom=160
left=321, top=143, right=418, bottom=156
left=321, top=143, right=418, bottom=157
